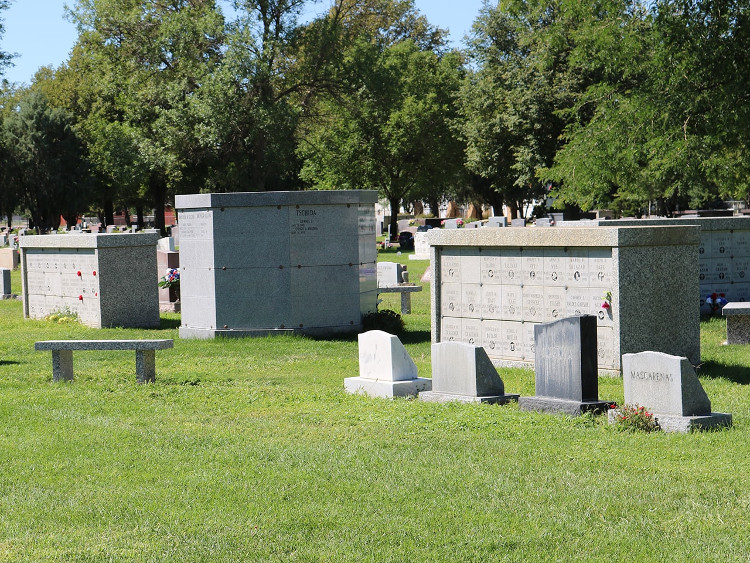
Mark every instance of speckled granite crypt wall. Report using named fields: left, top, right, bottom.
left=427, top=226, right=700, bottom=374
left=19, top=234, right=161, bottom=328
left=175, top=190, right=378, bottom=339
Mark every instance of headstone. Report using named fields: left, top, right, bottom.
left=0, top=234, right=6, bottom=246
left=420, top=341, right=519, bottom=404
left=518, top=315, right=611, bottom=415
left=145, top=228, right=159, bottom=234
left=0, top=248, right=18, bottom=270
left=420, top=267, right=431, bottom=283
left=377, top=261, right=403, bottom=288
left=443, top=219, right=460, bottom=229
left=170, top=225, right=180, bottom=247
left=485, top=217, right=507, bottom=228
left=511, top=219, right=526, bottom=227
left=409, top=232, right=430, bottom=261
left=613, top=351, right=732, bottom=432
left=344, top=330, right=431, bottom=398
left=157, top=249, right=180, bottom=312
left=721, top=303, right=750, bottom=344
left=1, top=268, right=11, bottom=299
left=535, top=218, right=551, bottom=227
left=157, top=237, right=176, bottom=252
left=106, top=225, right=117, bottom=233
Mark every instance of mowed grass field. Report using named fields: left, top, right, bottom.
left=1, top=254, right=749, bottom=562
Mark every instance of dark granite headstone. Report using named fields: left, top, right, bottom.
left=519, top=315, right=610, bottom=415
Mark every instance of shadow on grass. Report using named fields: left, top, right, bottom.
left=308, top=329, right=431, bottom=345
left=0, top=360, right=21, bottom=366
left=698, top=360, right=750, bottom=385
left=159, top=317, right=181, bottom=330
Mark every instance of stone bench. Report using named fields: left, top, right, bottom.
left=377, top=284, right=423, bottom=314
left=35, top=339, right=174, bottom=383
left=722, top=303, right=750, bottom=344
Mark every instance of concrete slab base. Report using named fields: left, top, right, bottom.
left=344, top=377, right=432, bottom=398
left=419, top=392, right=519, bottom=404
left=518, top=396, right=611, bottom=416
left=607, top=409, right=732, bottom=432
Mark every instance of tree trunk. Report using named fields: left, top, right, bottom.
left=426, top=197, right=440, bottom=218
left=507, top=200, right=519, bottom=220
left=103, top=199, right=114, bottom=226
left=413, top=201, right=424, bottom=216
left=151, top=177, right=168, bottom=236
left=388, top=195, right=400, bottom=241
left=124, top=208, right=132, bottom=227
left=136, top=206, right=145, bottom=231
left=62, top=213, right=78, bottom=230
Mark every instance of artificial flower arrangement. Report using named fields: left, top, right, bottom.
left=601, top=290, right=612, bottom=310
left=159, top=268, right=180, bottom=289
left=705, top=292, right=728, bottom=314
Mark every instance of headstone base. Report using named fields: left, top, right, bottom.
left=159, top=301, right=181, bottom=313
left=180, top=325, right=363, bottom=339
left=344, top=377, right=432, bottom=398
left=419, top=391, right=519, bottom=404
left=518, top=396, right=611, bottom=416
left=607, top=409, right=732, bottom=433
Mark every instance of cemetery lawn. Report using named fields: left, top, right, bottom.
left=1, top=262, right=749, bottom=562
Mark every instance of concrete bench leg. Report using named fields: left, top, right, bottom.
left=400, top=292, right=412, bottom=314
left=52, top=350, right=74, bottom=382
left=136, top=350, right=156, bottom=383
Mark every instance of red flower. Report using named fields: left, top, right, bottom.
left=77, top=271, right=82, bottom=277
left=92, top=271, right=96, bottom=276
left=602, top=301, right=611, bottom=310
left=711, top=293, right=718, bottom=299
left=78, top=295, right=83, bottom=301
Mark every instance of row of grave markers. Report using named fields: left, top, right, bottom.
left=345, top=315, right=732, bottom=433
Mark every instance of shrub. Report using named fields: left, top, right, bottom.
left=362, top=309, right=405, bottom=334
left=614, top=404, right=660, bottom=433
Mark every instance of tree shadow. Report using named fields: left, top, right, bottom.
left=697, top=360, right=750, bottom=385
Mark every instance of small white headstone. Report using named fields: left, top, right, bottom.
left=377, top=261, right=402, bottom=288
left=157, top=237, right=176, bottom=252
left=344, top=330, right=431, bottom=398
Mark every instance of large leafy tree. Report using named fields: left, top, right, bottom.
left=68, top=0, right=224, bottom=233
left=2, top=92, right=92, bottom=231
left=299, top=38, right=465, bottom=237
left=460, top=0, right=596, bottom=219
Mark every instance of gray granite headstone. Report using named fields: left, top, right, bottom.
left=443, top=219, right=460, bottom=229
left=518, top=315, right=610, bottom=415
left=535, top=218, right=551, bottom=227
left=1, top=268, right=10, bottom=298
left=511, top=219, right=526, bottom=227
left=0, top=234, right=6, bottom=246
left=614, top=351, right=731, bottom=432
left=420, top=341, right=519, bottom=404
left=485, top=217, right=507, bottom=228
left=377, top=261, right=403, bottom=288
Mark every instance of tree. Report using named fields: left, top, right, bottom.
left=298, top=38, right=465, bottom=237
left=460, top=0, right=593, bottom=219
left=0, top=0, right=11, bottom=79
left=68, top=0, right=225, bottom=234
left=2, top=92, right=92, bottom=231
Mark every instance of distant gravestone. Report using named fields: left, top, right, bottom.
left=377, top=261, right=403, bottom=288
left=409, top=232, right=430, bottom=261
left=106, top=225, right=117, bottom=233
left=614, top=351, right=732, bottom=432
left=518, top=315, right=610, bottom=415
left=420, top=341, right=519, bottom=404
left=1, top=268, right=11, bottom=299
left=535, top=218, right=551, bottom=227
left=0, top=234, right=6, bottom=246
left=443, top=219, right=460, bottom=229
left=485, top=217, right=507, bottom=228
left=344, top=330, right=431, bottom=398
left=157, top=237, right=176, bottom=252
left=511, top=218, right=526, bottom=227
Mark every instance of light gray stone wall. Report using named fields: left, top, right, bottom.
left=578, top=217, right=750, bottom=313
left=19, top=234, right=161, bottom=328
left=175, top=190, right=378, bottom=338
left=427, top=226, right=700, bottom=374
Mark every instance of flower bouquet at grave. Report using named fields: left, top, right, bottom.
left=705, top=292, right=728, bottom=315
left=159, top=268, right=180, bottom=289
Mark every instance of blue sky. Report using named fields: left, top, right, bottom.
left=1, top=0, right=486, bottom=85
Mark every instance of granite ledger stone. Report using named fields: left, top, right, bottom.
left=419, top=341, right=519, bottom=403
left=614, top=351, right=731, bottom=432
left=344, top=330, right=431, bottom=398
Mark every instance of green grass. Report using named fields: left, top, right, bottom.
left=1, top=261, right=749, bottom=561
